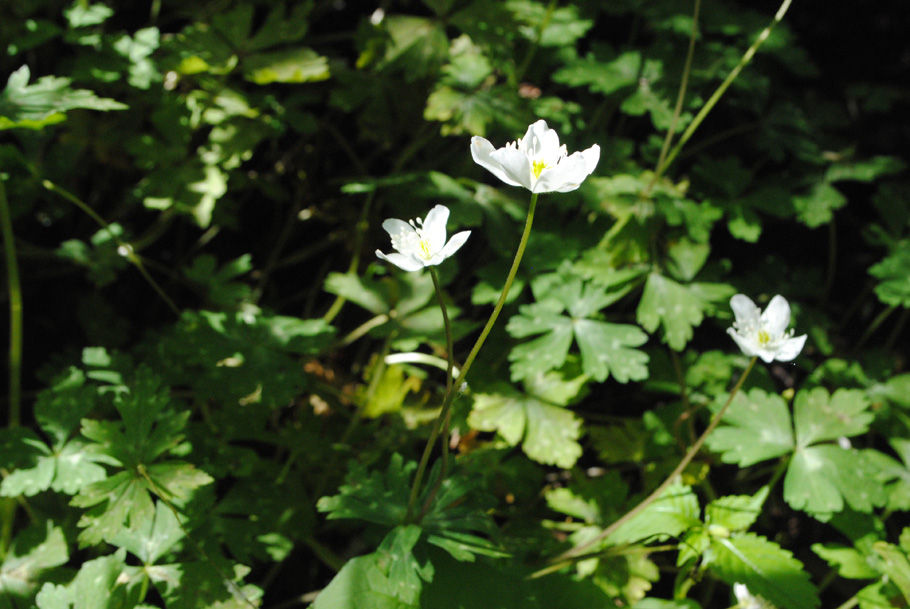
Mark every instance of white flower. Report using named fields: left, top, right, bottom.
left=470, top=119, right=600, bottom=193
left=733, top=583, right=776, bottom=609
left=375, top=204, right=470, bottom=272
left=727, top=294, right=807, bottom=363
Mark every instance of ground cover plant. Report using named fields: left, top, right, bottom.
left=1, top=1, right=909, bottom=608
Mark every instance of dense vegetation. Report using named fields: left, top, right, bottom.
left=1, top=1, right=908, bottom=608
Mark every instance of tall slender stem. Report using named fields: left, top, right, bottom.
left=40, top=179, right=179, bottom=315
left=0, top=179, right=21, bottom=561
left=429, top=267, right=454, bottom=478
left=653, top=0, right=701, bottom=181
left=655, top=0, right=793, bottom=181
left=406, top=192, right=539, bottom=522
left=0, top=180, right=21, bottom=428
left=544, top=357, right=757, bottom=568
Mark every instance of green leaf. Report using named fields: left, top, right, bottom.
left=637, top=273, right=727, bottom=351
left=507, top=276, right=649, bottom=382
left=812, top=543, right=878, bottom=579
left=35, top=551, right=138, bottom=609
left=793, top=387, right=873, bottom=447
left=706, top=389, right=794, bottom=466
left=705, top=487, right=769, bottom=533
left=872, top=541, right=910, bottom=604
left=312, top=554, right=414, bottom=609
left=317, top=453, right=413, bottom=527
left=149, top=562, right=261, bottom=609
left=0, top=523, right=68, bottom=602
left=610, top=484, right=700, bottom=545
left=373, top=526, right=434, bottom=605
left=573, top=319, right=650, bottom=383
left=869, top=240, right=910, bottom=307
left=468, top=384, right=583, bottom=469
left=552, top=50, right=641, bottom=96
left=784, top=446, right=889, bottom=517
left=243, top=48, right=330, bottom=84
left=0, top=65, right=126, bottom=131
left=792, top=182, right=847, bottom=228
left=109, top=500, right=184, bottom=565
left=707, top=533, right=819, bottom=609
left=825, top=156, right=906, bottom=183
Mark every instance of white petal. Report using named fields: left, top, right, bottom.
left=471, top=136, right=524, bottom=187
left=376, top=250, right=425, bottom=272
left=381, top=218, right=412, bottom=239
left=727, top=328, right=760, bottom=357
left=774, top=333, right=807, bottom=361
left=440, top=230, right=471, bottom=259
left=520, top=120, right=549, bottom=155
left=762, top=295, right=791, bottom=336
left=422, top=204, right=450, bottom=253
left=535, top=152, right=589, bottom=193
left=581, top=143, right=600, bottom=174
left=489, top=146, right=534, bottom=190
left=730, top=294, right=760, bottom=325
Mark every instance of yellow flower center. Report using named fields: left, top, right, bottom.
left=757, top=329, right=771, bottom=345
left=532, top=159, right=547, bottom=179
left=418, top=238, right=432, bottom=260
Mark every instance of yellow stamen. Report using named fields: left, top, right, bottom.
left=419, top=239, right=432, bottom=260
left=532, top=159, right=547, bottom=179
left=757, top=329, right=770, bottom=345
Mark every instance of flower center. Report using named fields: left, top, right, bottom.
left=417, top=238, right=432, bottom=260
left=757, top=329, right=771, bottom=345
left=532, top=159, right=547, bottom=179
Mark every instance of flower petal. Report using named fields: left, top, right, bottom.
left=381, top=218, right=412, bottom=240
left=376, top=250, right=425, bottom=272
left=471, top=136, right=524, bottom=187
left=440, top=230, right=471, bottom=259
left=730, top=294, right=760, bottom=325
left=534, top=152, right=590, bottom=192
left=581, top=143, right=601, bottom=174
left=774, top=333, right=807, bottom=361
left=489, top=146, right=533, bottom=190
left=761, top=295, right=791, bottom=336
left=422, top=204, right=450, bottom=253
left=727, top=327, right=760, bottom=358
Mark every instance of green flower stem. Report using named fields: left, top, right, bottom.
left=406, top=192, right=540, bottom=522
left=429, top=267, right=454, bottom=397
left=337, top=313, right=390, bottom=347
left=0, top=179, right=21, bottom=561
left=653, top=0, right=701, bottom=181
left=40, top=179, right=180, bottom=316
left=655, top=0, right=793, bottom=181
left=545, top=356, right=757, bottom=568
left=459, top=192, right=538, bottom=385
left=0, top=180, right=21, bottom=429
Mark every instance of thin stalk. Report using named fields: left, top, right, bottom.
left=833, top=595, right=859, bottom=609
left=458, top=192, right=538, bottom=385
left=885, top=308, right=908, bottom=352
left=40, top=180, right=179, bottom=315
left=0, top=180, right=22, bottom=427
left=406, top=192, right=540, bottom=522
left=337, top=313, right=390, bottom=347
left=542, top=357, right=757, bottom=570
left=323, top=192, right=375, bottom=324
left=653, top=0, right=701, bottom=181
left=513, top=0, right=557, bottom=86
left=855, top=304, right=896, bottom=351
left=823, top=217, right=837, bottom=299
left=0, top=179, right=21, bottom=561
left=429, top=267, right=454, bottom=477
left=656, top=0, right=793, bottom=181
